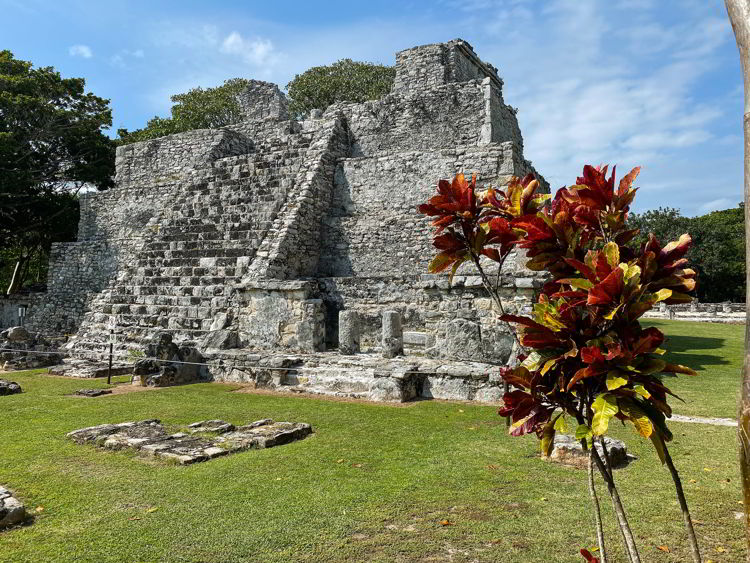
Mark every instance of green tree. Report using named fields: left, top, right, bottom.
left=628, top=205, right=745, bottom=302
left=286, top=59, right=395, bottom=116
left=117, top=78, right=253, bottom=144
left=0, top=50, right=114, bottom=294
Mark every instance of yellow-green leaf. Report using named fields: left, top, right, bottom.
left=428, top=253, right=455, bottom=274
left=633, top=384, right=651, bottom=399
left=620, top=401, right=653, bottom=438
left=591, top=394, right=619, bottom=436
left=606, top=373, right=628, bottom=391
left=554, top=415, right=568, bottom=433
left=603, top=242, right=619, bottom=268
left=575, top=424, right=592, bottom=445
left=567, top=278, right=594, bottom=290
left=540, top=420, right=556, bottom=457
left=653, top=288, right=672, bottom=303
left=603, top=304, right=621, bottom=320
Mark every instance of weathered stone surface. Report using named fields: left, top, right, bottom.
left=0, top=327, right=64, bottom=371
left=188, top=420, right=235, bottom=434
left=0, top=487, right=27, bottom=530
left=427, top=318, right=513, bottom=363
left=74, top=388, right=112, bottom=397
left=5, top=326, right=30, bottom=342
left=338, top=310, right=360, bottom=355
left=67, top=418, right=312, bottom=464
left=0, top=379, right=22, bottom=396
left=381, top=310, right=403, bottom=359
left=545, top=434, right=628, bottom=469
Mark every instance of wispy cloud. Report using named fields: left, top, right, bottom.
left=455, top=0, right=738, bottom=214
left=68, top=44, right=93, bottom=58
left=220, top=32, right=279, bottom=67
left=110, top=48, right=146, bottom=68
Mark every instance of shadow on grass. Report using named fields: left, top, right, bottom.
left=660, top=333, right=730, bottom=370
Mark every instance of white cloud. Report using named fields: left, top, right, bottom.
left=220, top=32, right=278, bottom=66
left=68, top=44, right=93, bottom=58
left=110, top=49, right=146, bottom=68
left=460, top=0, right=737, bottom=213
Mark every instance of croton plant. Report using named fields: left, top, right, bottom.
left=418, top=165, right=698, bottom=461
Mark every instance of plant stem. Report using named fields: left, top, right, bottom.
left=661, top=439, right=702, bottom=563
left=591, top=445, right=641, bottom=563
left=588, top=447, right=608, bottom=563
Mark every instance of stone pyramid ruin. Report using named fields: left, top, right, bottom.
left=25, top=39, right=548, bottom=401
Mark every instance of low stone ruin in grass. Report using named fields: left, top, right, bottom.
left=543, top=434, right=629, bottom=469
left=66, top=418, right=312, bottom=465
left=0, top=326, right=64, bottom=371
left=73, top=388, right=112, bottom=397
left=0, top=379, right=22, bottom=396
left=0, top=487, right=27, bottom=530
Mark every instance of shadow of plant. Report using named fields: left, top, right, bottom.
left=660, top=333, right=729, bottom=370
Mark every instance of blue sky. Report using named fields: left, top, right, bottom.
left=2, top=0, right=743, bottom=216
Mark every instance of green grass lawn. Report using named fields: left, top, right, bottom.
left=644, top=319, right=743, bottom=419
left=0, top=319, right=745, bottom=562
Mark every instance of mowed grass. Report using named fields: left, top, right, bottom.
left=0, top=318, right=745, bottom=562
left=644, top=319, right=744, bottom=419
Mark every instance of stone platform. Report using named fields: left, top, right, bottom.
left=47, top=349, right=509, bottom=403
left=48, top=359, right=133, bottom=379
left=209, top=351, right=508, bottom=403
left=66, top=418, right=312, bottom=465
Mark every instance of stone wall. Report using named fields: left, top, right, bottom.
left=333, top=81, right=521, bottom=157
left=26, top=239, right=138, bottom=335
left=317, top=143, right=544, bottom=278
left=392, top=39, right=502, bottom=94
left=245, top=114, right=351, bottom=279
left=317, top=274, right=540, bottom=362
left=114, top=128, right=251, bottom=188
left=237, top=280, right=325, bottom=353
left=0, top=294, right=41, bottom=330
left=235, top=80, right=289, bottom=121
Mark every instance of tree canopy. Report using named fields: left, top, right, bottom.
left=628, top=204, right=745, bottom=302
left=116, top=78, right=253, bottom=144
left=286, top=59, right=395, bottom=115
left=0, top=49, right=115, bottom=293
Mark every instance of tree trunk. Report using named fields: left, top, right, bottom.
left=5, top=254, right=28, bottom=295
left=725, top=1, right=750, bottom=558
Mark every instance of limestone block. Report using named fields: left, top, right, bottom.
left=5, top=326, right=30, bottom=342
left=0, top=379, right=22, bottom=396
left=0, top=487, right=27, bottom=530
left=381, top=310, right=403, bottom=358
left=546, top=434, right=628, bottom=470
left=338, top=310, right=360, bottom=355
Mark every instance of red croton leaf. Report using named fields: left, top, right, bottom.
left=587, top=267, right=624, bottom=306
left=580, top=548, right=600, bottom=563
left=432, top=233, right=465, bottom=252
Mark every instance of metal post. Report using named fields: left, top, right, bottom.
left=107, top=316, right=116, bottom=385
left=108, top=331, right=113, bottom=385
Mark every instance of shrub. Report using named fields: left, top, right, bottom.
left=419, top=166, right=702, bottom=563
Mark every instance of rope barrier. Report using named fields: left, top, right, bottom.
left=0, top=345, right=497, bottom=374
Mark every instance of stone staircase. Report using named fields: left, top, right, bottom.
left=64, top=132, right=313, bottom=361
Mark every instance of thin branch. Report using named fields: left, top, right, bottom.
left=661, top=438, right=702, bottom=563
left=592, top=445, right=641, bottom=563
left=588, top=446, right=608, bottom=563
